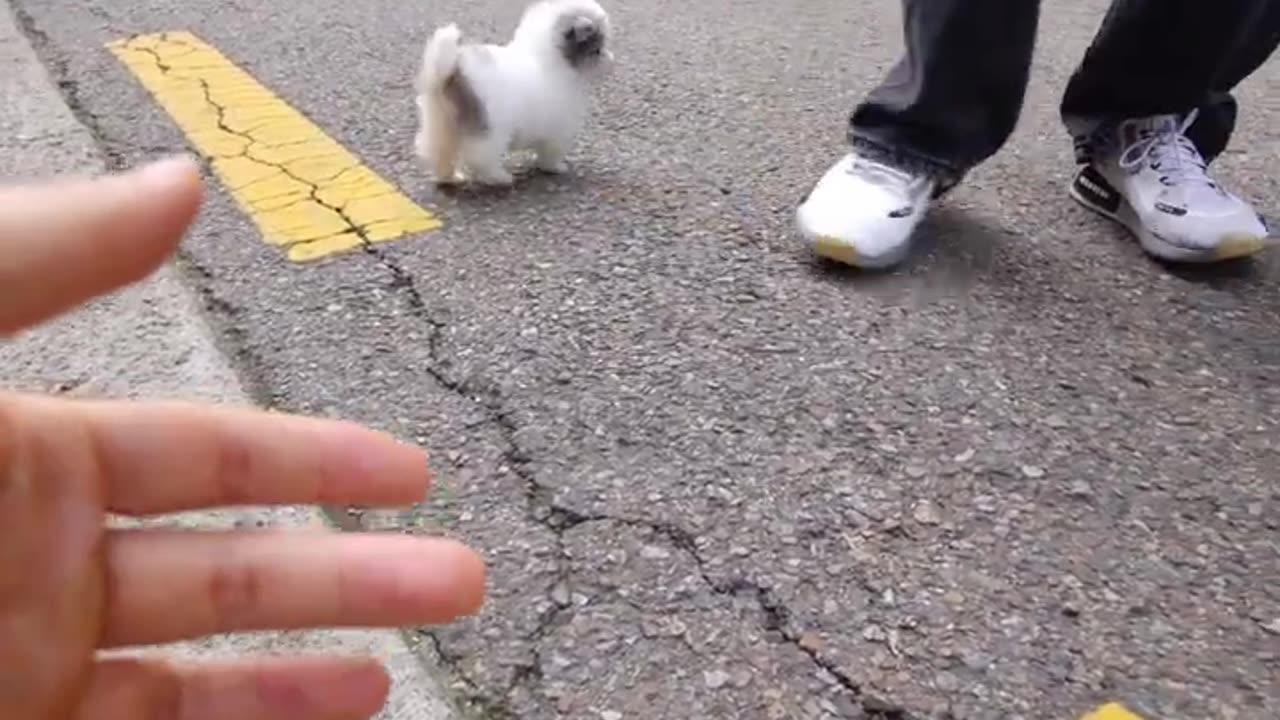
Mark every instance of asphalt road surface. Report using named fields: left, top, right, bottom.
left=11, top=0, right=1280, bottom=718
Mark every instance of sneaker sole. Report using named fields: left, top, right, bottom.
left=812, top=234, right=916, bottom=270
left=1069, top=170, right=1268, bottom=263
left=812, top=234, right=861, bottom=266
left=808, top=232, right=911, bottom=270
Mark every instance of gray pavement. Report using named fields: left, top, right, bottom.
left=0, top=4, right=454, bottom=718
left=7, top=0, right=1280, bottom=718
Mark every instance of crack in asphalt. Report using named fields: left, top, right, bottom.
left=13, top=10, right=914, bottom=719
left=9, top=4, right=283, bottom=407
left=10, top=1, right=128, bottom=168
left=366, top=270, right=914, bottom=718
left=119, top=35, right=382, bottom=252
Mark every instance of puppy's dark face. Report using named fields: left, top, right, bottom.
left=558, top=15, right=607, bottom=68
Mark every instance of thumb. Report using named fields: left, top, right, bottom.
left=0, top=155, right=203, bottom=336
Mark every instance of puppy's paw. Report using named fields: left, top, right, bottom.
left=535, top=157, right=570, bottom=175
left=473, top=169, right=515, bottom=186
left=533, top=144, right=570, bottom=174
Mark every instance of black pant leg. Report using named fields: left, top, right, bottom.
left=1188, top=2, right=1280, bottom=161
left=1061, top=0, right=1280, bottom=163
left=849, top=0, right=1041, bottom=184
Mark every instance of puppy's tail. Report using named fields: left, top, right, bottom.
left=418, top=23, right=463, bottom=94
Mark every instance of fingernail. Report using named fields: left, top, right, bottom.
left=133, top=154, right=199, bottom=187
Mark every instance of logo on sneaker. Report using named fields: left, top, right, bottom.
left=1155, top=201, right=1187, bottom=217
left=1073, top=167, right=1121, bottom=214
left=1077, top=174, right=1110, bottom=199
left=887, top=205, right=914, bottom=219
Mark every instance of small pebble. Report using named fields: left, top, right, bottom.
left=704, top=669, right=731, bottom=689
left=1067, top=480, right=1094, bottom=498
left=863, top=695, right=903, bottom=714
left=831, top=694, right=862, bottom=718
left=640, top=545, right=671, bottom=560
left=550, top=581, right=571, bottom=607
left=934, top=670, right=960, bottom=692
left=1020, top=464, right=1046, bottom=479
left=798, top=631, right=825, bottom=652
left=962, top=651, right=992, bottom=671
left=913, top=500, right=943, bottom=526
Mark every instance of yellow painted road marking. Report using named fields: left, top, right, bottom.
left=1080, top=702, right=1147, bottom=720
left=107, top=31, right=441, bottom=262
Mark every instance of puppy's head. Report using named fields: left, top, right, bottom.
left=516, top=0, right=613, bottom=74
left=557, top=7, right=609, bottom=69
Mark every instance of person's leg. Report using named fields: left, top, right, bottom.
left=1188, top=2, right=1280, bottom=162
left=1062, top=0, right=1279, bottom=163
left=850, top=0, right=1042, bottom=189
left=796, top=0, right=1041, bottom=269
left=1062, top=0, right=1277, bottom=263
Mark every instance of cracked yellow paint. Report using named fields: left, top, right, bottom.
left=107, top=31, right=441, bottom=262
left=1080, top=703, right=1147, bottom=720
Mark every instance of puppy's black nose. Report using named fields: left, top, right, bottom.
left=566, top=17, right=602, bottom=51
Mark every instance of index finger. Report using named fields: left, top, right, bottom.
left=18, top=395, right=430, bottom=514
left=0, top=156, right=202, bottom=336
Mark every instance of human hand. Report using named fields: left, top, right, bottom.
left=0, top=157, right=486, bottom=720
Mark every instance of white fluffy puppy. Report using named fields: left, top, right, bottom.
left=413, top=0, right=613, bottom=186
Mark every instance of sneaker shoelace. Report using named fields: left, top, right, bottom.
left=1117, top=109, right=1221, bottom=193
left=845, top=155, right=929, bottom=196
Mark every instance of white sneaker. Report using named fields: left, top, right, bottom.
left=1070, top=110, right=1271, bottom=263
left=796, top=151, right=936, bottom=269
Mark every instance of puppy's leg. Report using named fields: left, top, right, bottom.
left=535, top=115, right=585, bottom=174
left=413, top=97, right=430, bottom=160
left=533, top=140, right=570, bottom=174
left=460, top=133, right=514, bottom=186
left=414, top=93, right=463, bottom=185
left=413, top=94, right=434, bottom=159
left=428, top=98, right=463, bottom=184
